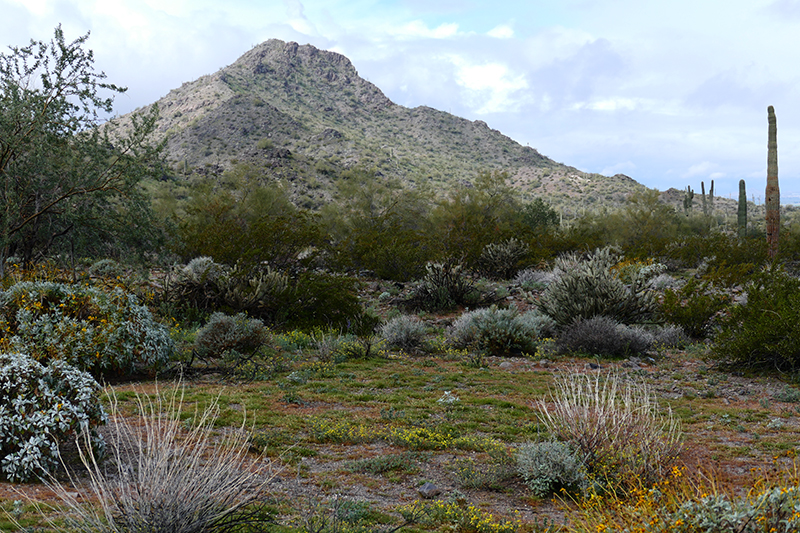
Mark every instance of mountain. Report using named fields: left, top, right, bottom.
left=113, top=39, right=647, bottom=211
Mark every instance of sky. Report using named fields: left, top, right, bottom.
left=3, top=0, right=800, bottom=201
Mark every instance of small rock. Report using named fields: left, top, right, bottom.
left=418, top=482, right=441, bottom=499
left=587, top=362, right=602, bottom=370
left=499, top=362, right=514, bottom=369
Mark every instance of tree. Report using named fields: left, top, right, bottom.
left=0, top=26, right=163, bottom=275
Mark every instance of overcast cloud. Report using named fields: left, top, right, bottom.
left=2, top=0, right=800, bottom=200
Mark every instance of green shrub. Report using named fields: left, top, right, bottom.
left=406, top=260, right=480, bottom=312
left=192, top=312, right=270, bottom=375
left=516, top=441, right=587, bottom=498
left=379, top=315, right=427, bottom=349
left=659, top=278, right=730, bottom=338
left=556, top=316, right=654, bottom=358
left=448, top=306, right=539, bottom=356
left=539, top=247, right=659, bottom=327
left=0, top=281, right=174, bottom=377
left=166, top=258, right=376, bottom=333
left=710, top=270, right=800, bottom=371
left=0, top=352, right=106, bottom=482
left=477, top=238, right=530, bottom=280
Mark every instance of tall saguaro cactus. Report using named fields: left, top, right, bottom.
left=683, top=186, right=694, bottom=215
left=766, top=106, right=780, bottom=259
left=738, top=179, right=747, bottom=239
left=701, top=181, right=707, bottom=216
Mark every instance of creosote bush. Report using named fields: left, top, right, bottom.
left=537, top=371, right=682, bottom=494
left=0, top=281, right=173, bottom=377
left=516, top=441, right=587, bottom=498
left=711, top=270, right=800, bottom=371
left=44, top=383, right=273, bottom=533
left=659, top=278, right=730, bottom=339
left=539, top=247, right=660, bottom=327
left=0, top=352, right=106, bottom=482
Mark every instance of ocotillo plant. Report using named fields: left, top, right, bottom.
left=766, top=105, right=780, bottom=259
left=683, top=186, right=694, bottom=215
left=738, top=179, right=747, bottom=239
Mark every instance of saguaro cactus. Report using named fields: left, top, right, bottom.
left=701, top=181, right=707, bottom=216
left=766, top=105, right=780, bottom=259
left=709, top=180, right=715, bottom=214
left=683, top=186, right=694, bottom=215
left=738, top=179, right=747, bottom=239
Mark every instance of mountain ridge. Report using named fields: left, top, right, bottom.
left=113, top=38, right=647, bottom=211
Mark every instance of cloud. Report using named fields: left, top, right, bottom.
left=487, top=24, right=514, bottom=39
left=601, top=161, right=636, bottom=176
left=451, top=58, right=529, bottom=114
left=390, top=20, right=460, bottom=39
left=683, top=161, right=721, bottom=179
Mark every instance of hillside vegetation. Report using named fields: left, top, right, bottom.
left=7, top=27, right=800, bottom=533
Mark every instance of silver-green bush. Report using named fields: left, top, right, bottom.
left=0, top=352, right=106, bottom=482
left=379, top=315, right=427, bottom=349
left=516, top=441, right=587, bottom=498
left=448, top=306, right=539, bottom=356
left=193, top=312, right=270, bottom=365
left=1, top=281, right=173, bottom=377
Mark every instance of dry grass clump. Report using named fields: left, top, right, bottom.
left=537, top=371, right=682, bottom=494
left=39, top=383, right=273, bottom=533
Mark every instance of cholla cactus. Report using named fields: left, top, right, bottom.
left=477, top=238, right=530, bottom=280
left=539, top=247, right=658, bottom=326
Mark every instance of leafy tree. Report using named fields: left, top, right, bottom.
left=322, top=167, right=436, bottom=281
left=430, top=170, right=521, bottom=266
left=177, top=165, right=321, bottom=270
left=0, top=26, right=163, bottom=275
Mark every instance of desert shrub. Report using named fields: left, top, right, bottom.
left=87, top=258, right=126, bottom=279
left=516, top=441, right=587, bottom=498
left=406, top=259, right=480, bottom=312
left=517, top=310, right=558, bottom=339
left=659, top=278, right=730, bottom=338
left=477, top=238, right=530, bottom=280
left=651, top=324, right=691, bottom=350
left=44, top=383, right=273, bottom=533
left=536, top=371, right=682, bottom=494
left=556, top=316, right=654, bottom=358
left=710, top=270, right=800, bottom=371
left=163, top=256, right=229, bottom=316
left=165, top=258, right=376, bottom=333
left=647, top=273, right=683, bottom=291
left=192, top=313, right=270, bottom=374
left=0, top=352, right=106, bottom=482
left=0, top=281, right=174, bottom=377
left=539, top=247, right=659, bottom=327
left=515, top=268, right=555, bottom=290
left=448, top=306, right=539, bottom=356
left=379, top=315, right=427, bottom=349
